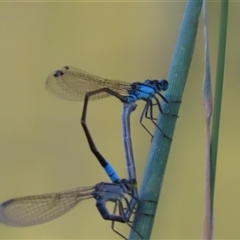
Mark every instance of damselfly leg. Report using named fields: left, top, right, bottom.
left=140, top=96, right=181, bottom=140
left=111, top=193, right=142, bottom=239
left=140, top=99, right=172, bottom=140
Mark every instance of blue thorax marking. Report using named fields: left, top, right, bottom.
left=126, top=82, right=159, bottom=103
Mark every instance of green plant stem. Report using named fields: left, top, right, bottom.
left=210, top=0, right=228, bottom=212
left=129, top=1, right=203, bottom=239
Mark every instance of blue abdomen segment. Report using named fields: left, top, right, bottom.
left=104, top=162, right=120, bottom=183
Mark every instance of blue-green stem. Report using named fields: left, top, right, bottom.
left=129, top=1, right=203, bottom=239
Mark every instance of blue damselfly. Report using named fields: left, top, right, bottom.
left=46, top=66, right=170, bottom=139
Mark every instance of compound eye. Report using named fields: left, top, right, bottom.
left=158, top=79, right=169, bottom=91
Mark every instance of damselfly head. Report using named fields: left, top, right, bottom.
left=157, top=79, right=168, bottom=91
left=144, top=79, right=169, bottom=91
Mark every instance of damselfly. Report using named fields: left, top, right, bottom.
left=0, top=180, right=140, bottom=239
left=46, top=66, right=170, bottom=138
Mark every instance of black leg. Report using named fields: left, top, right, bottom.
left=120, top=199, right=142, bottom=239
left=157, top=93, right=180, bottom=118
left=139, top=101, right=154, bottom=139
left=133, top=199, right=157, bottom=217
left=111, top=200, right=142, bottom=239
left=140, top=100, right=172, bottom=140
left=133, top=209, right=155, bottom=217
left=151, top=98, right=171, bottom=139
left=157, top=92, right=169, bottom=103
left=145, top=100, right=157, bottom=120
left=111, top=201, right=128, bottom=240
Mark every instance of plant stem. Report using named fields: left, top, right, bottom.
left=129, top=1, right=203, bottom=239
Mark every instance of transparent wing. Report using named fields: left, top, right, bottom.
left=45, top=66, right=131, bottom=101
left=0, top=186, right=94, bottom=227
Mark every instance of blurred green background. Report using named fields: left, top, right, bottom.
left=0, top=1, right=239, bottom=239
